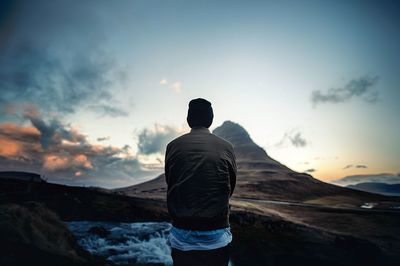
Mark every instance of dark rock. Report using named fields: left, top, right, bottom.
left=88, top=226, right=110, bottom=238
left=0, top=202, right=113, bottom=266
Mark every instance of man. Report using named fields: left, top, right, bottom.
left=165, top=98, right=237, bottom=266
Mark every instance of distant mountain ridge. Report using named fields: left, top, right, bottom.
left=333, top=173, right=400, bottom=186
left=115, top=121, right=383, bottom=204
left=348, top=182, right=400, bottom=196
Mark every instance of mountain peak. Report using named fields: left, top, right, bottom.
left=212, top=120, right=275, bottom=163
left=212, top=120, right=253, bottom=145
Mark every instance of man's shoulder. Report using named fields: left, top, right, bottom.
left=211, top=133, right=235, bottom=151
left=167, top=132, right=234, bottom=152
left=166, top=133, right=190, bottom=148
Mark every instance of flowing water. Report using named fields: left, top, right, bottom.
left=67, top=221, right=173, bottom=265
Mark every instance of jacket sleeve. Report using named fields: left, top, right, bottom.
left=228, top=146, right=237, bottom=197
left=164, top=143, right=170, bottom=186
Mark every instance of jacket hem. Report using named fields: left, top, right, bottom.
left=172, top=217, right=230, bottom=231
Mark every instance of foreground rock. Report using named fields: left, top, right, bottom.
left=0, top=202, right=112, bottom=266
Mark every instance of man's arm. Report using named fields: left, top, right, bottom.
left=164, top=144, right=170, bottom=186
left=228, top=146, right=237, bottom=197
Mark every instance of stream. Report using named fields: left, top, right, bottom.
left=66, top=221, right=173, bottom=265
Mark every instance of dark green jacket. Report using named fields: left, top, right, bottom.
left=165, top=126, right=237, bottom=230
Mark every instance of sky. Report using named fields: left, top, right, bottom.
left=0, top=0, right=399, bottom=188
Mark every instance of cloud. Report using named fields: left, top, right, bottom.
left=275, top=130, right=308, bottom=148
left=88, top=104, right=129, bottom=118
left=27, top=115, right=86, bottom=150
left=170, top=82, right=182, bottom=93
left=343, top=164, right=368, bottom=170
left=0, top=115, right=160, bottom=188
left=158, top=78, right=182, bottom=93
left=298, top=161, right=309, bottom=165
left=290, top=132, right=307, bottom=147
left=0, top=123, right=40, bottom=159
left=97, top=136, right=111, bottom=142
left=43, top=154, right=92, bottom=171
left=311, top=76, right=379, bottom=106
left=305, top=168, right=316, bottom=173
left=137, top=124, right=182, bottom=155
left=343, top=164, right=353, bottom=169
left=0, top=0, right=126, bottom=117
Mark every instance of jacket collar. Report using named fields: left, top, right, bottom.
left=190, top=126, right=210, bottom=133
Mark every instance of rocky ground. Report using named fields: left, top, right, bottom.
left=0, top=201, right=113, bottom=266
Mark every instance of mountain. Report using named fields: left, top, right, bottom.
left=332, top=173, right=400, bottom=186
left=115, top=121, right=383, bottom=205
left=347, top=182, right=400, bottom=196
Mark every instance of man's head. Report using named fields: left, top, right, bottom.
left=187, top=98, right=214, bottom=128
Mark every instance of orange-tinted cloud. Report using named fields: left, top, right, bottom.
left=0, top=123, right=40, bottom=139
left=43, top=153, right=92, bottom=172
left=73, top=154, right=93, bottom=169
left=0, top=139, right=22, bottom=157
left=43, top=155, right=70, bottom=171
left=0, top=123, right=41, bottom=159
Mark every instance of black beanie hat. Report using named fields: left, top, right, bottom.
left=187, top=98, right=214, bottom=128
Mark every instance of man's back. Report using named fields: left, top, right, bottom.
left=165, top=126, right=237, bottom=231
left=166, top=98, right=235, bottom=266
